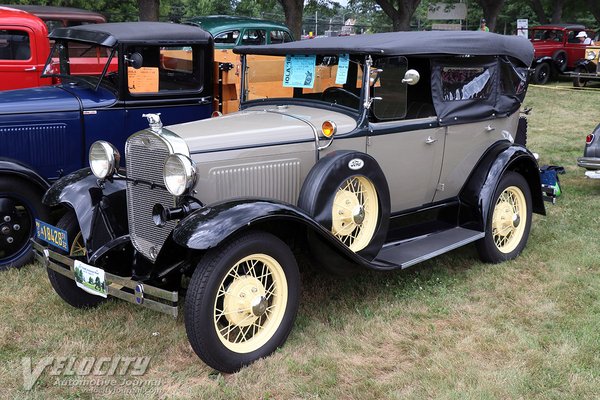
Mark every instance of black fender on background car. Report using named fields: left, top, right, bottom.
left=459, top=142, right=545, bottom=232
left=0, top=158, right=50, bottom=193
left=42, top=168, right=128, bottom=254
left=573, top=59, right=596, bottom=73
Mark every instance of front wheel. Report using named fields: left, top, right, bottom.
left=0, top=177, right=50, bottom=270
left=476, top=172, right=532, bottom=263
left=572, top=66, right=588, bottom=88
left=533, top=63, right=550, bottom=85
left=185, top=231, right=300, bottom=373
left=47, top=210, right=107, bottom=308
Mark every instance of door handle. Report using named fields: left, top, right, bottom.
left=24, top=66, right=37, bottom=71
left=425, top=136, right=437, bottom=144
left=485, top=125, right=495, bottom=132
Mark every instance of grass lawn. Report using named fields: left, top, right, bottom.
left=1, top=81, right=599, bottom=399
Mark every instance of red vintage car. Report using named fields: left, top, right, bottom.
left=529, top=24, right=596, bottom=84
left=0, top=5, right=106, bottom=91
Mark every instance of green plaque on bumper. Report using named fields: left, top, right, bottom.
left=74, top=260, right=108, bottom=298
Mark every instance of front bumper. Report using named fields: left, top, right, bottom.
left=32, top=240, right=179, bottom=317
left=577, top=157, right=600, bottom=170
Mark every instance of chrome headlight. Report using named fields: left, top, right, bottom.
left=89, top=141, right=120, bottom=179
left=163, top=154, right=196, bottom=196
left=587, top=50, right=597, bottom=61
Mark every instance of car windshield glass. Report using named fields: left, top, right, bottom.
left=42, top=40, right=117, bottom=89
left=244, top=54, right=364, bottom=111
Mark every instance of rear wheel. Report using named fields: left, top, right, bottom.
left=533, top=63, right=550, bottom=85
left=552, top=50, right=568, bottom=73
left=185, top=231, right=300, bottom=373
left=476, top=172, right=532, bottom=263
left=0, top=177, right=49, bottom=270
left=47, top=210, right=106, bottom=308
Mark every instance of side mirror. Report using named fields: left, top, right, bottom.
left=126, top=52, right=144, bottom=69
left=402, top=69, right=420, bottom=85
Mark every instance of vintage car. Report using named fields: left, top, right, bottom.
left=571, top=43, right=600, bottom=87
left=32, top=31, right=546, bottom=373
left=184, top=15, right=294, bottom=114
left=529, top=24, right=595, bottom=84
left=576, top=123, right=600, bottom=177
left=0, top=22, right=214, bottom=269
left=0, top=5, right=106, bottom=91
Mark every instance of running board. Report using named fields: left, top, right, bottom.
left=374, top=227, right=485, bottom=269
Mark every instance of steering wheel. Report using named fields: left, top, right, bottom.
left=321, top=87, right=360, bottom=105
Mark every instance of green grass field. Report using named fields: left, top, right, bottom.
left=1, top=82, right=599, bottom=399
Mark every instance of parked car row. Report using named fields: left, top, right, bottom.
left=29, top=30, right=549, bottom=372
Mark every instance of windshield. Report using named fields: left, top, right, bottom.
left=243, top=54, right=364, bottom=111
left=42, top=40, right=117, bottom=89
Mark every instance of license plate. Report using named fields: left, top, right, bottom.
left=73, top=260, right=108, bottom=298
left=35, top=219, right=69, bottom=252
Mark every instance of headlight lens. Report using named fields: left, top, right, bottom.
left=163, top=154, right=196, bottom=196
left=587, top=50, right=596, bottom=60
left=89, top=141, right=120, bottom=179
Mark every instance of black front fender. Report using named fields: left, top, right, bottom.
left=460, top=143, right=545, bottom=231
left=43, top=168, right=127, bottom=250
left=574, top=59, right=596, bottom=72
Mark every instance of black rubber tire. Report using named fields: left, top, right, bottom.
left=515, top=117, right=528, bottom=146
left=572, top=66, right=588, bottom=88
left=533, top=63, right=550, bottom=85
left=47, top=210, right=107, bottom=308
left=184, top=231, right=300, bottom=373
left=476, top=171, right=533, bottom=263
left=552, top=50, right=568, bottom=73
left=0, top=177, right=50, bottom=270
left=298, top=151, right=390, bottom=262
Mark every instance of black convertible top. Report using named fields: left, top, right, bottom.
left=50, top=22, right=212, bottom=47
left=235, top=31, right=534, bottom=66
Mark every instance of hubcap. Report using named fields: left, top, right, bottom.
left=214, top=254, right=288, bottom=353
left=491, top=186, right=527, bottom=254
left=331, top=176, right=378, bottom=252
left=0, top=197, right=33, bottom=262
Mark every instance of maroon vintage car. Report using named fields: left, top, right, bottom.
left=529, top=24, right=596, bottom=84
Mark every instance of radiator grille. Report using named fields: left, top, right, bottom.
left=211, top=159, right=301, bottom=204
left=126, top=132, right=177, bottom=262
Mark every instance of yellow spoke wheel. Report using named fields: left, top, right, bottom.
left=214, top=254, right=288, bottom=353
left=491, top=186, right=527, bottom=254
left=331, top=176, right=379, bottom=252
left=69, top=231, right=86, bottom=258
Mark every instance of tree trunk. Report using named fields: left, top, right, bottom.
left=477, top=0, right=505, bottom=32
left=528, top=0, right=549, bottom=24
left=374, top=0, right=421, bottom=31
left=278, top=0, right=304, bottom=40
left=138, top=0, right=160, bottom=22
left=550, top=0, right=565, bottom=23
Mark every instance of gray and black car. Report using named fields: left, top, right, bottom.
left=33, top=31, right=545, bottom=373
left=577, top=122, right=600, bottom=178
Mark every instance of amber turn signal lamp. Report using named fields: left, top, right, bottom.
left=321, top=120, right=337, bottom=138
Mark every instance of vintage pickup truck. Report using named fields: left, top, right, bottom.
left=0, top=22, right=214, bottom=269
left=0, top=5, right=106, bottom=90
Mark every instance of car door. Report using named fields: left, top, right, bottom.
left=563, top=29, right=588, bottom=68
left=0, top=27, right=43, bottom=90
left=365, top=56, right=444, bottom=212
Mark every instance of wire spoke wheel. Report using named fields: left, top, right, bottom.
left=491, top=185, right=527, bottom=254
left=69, top=231, right=86, bottom=258
left=331, top=176, right=379, bottom=252
left=214, top=253, right=288, bottom=353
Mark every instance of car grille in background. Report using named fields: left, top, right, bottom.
left=126, top=132, right=177, bottom=262
left=210, top=159, right=301, bottom=205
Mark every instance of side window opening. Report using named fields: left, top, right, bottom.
left=0, top=30, right=31, bottom=60
left=270, top=30, right=291, bottom=44
left=241, top=29, right=266, bottom=46
left=214, top=30, right=240, bottom=45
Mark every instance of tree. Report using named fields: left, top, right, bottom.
left=588, top=0, right=600, bottom=25
left=373, top=0, right=422, bottom=31
left=278, top=0, right=304, bottom=39
left=475, top=0, right=505, bottom=32
left=138, top=0, right=160, bottom=21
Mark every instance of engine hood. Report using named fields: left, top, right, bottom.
left=167, top=104, right=358, bottom=154
left=0, top=84, right=116, bottom=115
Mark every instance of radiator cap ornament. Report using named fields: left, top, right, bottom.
left=142, top=113, right=163, bottom=133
